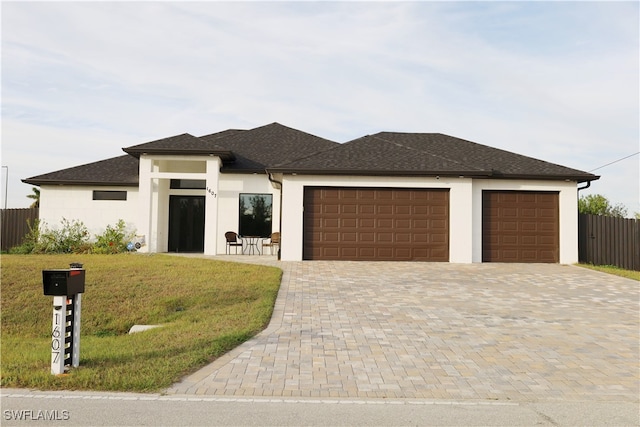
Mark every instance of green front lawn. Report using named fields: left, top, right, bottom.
left=0, top=254, right=282, bottom=392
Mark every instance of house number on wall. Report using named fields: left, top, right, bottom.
left=206, top=187, right=217, bottom=198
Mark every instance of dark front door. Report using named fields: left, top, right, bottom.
left=168, top=196, right=205, bottom=252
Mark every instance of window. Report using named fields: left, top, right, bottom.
left=239, top=193, right=272, bottom=237
left=93, top=190, right=127, bottom=201
left=170, top=179, right=206, bottom=189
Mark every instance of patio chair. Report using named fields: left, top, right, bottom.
left=261, top=232, right=280, bottom=255
left=225, top=231, right=243, bottom=254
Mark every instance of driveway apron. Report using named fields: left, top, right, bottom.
left=166, top=259, right=639, bottom=402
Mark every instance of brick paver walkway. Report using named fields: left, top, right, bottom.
left=166, top=258, right=639, bottom=402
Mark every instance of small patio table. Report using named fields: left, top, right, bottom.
left=242, top=236, right=261, bottom=255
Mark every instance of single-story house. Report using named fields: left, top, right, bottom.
left=24, top=122, right=599, bottom=263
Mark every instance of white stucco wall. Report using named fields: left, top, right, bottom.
left=136, top=153, right=281, bottom=255
left=39, top=163, right=579, bottom=264
left=39, top=185, right=139, bottom=239
left=472, top=179, right=579, bottom=264
left=217, top=173, right=281, bottom=254
left=280, top=175, right=580, bottom=264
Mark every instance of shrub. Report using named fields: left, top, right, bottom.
left=92, top=220, right=135, bottom=254
left=38, top=218, right=91, bottom=253
left=9, top=219, right=134, bottom=254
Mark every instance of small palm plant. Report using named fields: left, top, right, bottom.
left=27, top=186, right=40, bottom=208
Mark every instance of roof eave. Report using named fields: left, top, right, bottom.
left=266, top=168, right=600, bottom=183
left=266, top=168, right=492, bottom=178
left=122, top=148, right=235, bottom=161
left=220, top=167, right=267, bottom=174
left=22, top=179, right=138, bottom=187
left=489, top=173, right=600, bottom=183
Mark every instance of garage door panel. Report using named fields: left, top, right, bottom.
left=342, top=189, right=358, bottom=199
left=431, top=219, right=447, bottom=229
left=483, top=191, right=559, bottom=263
left=342, top=204, right=357, bottom=214
left=324, top=204, right=339, bottom=214
left=539, top=235, right=557, bottom=245
left=413, top=219, right=428, bottom=228
left=342, top=218, right=357, bottom=228
left=394, top=191, right=411, bottom=200
left=431, top=233, right=447, bottom=244
left=342, top=232, right=357, bottom=242
left=357, top=233, right=374, bottom=242
left=396, top=205, right=411, bottom=215
left=377, top=191, right=393, bottom=200
left=377, top=218, right=393, bottom=228
left=378, top=232, right=393, bottom=242
left=359, top=191, right=375, bottom=200
left=304, top=187, right=449, bottom=261
left=359, top=205, right=375, bottom=214
left=359, top=218, right=375, bottom=228
left=324, top=218, right=339, bottom=228
left=377, top=247, right=394, bottom=258
left=430, top=205, right=448, bottom=216
left=430, top=248, right=448, bottom=259
left=324, top=232, right=339, bottom=242
left=395, top=219, right=411, bottom=229
left=413, top=205, right=429, bottom=215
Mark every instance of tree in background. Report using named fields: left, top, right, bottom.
left=578, top=194, right=628, bottom=217
left=27, top=187, right=40, bottom=208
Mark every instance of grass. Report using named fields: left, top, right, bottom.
left=577, top=263, right=640, bottom=281
left=1, top=254, right=282, bottom=392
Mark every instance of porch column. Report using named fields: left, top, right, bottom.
left=204, top=157, right=221, bottom=255
left=137, top=156, right=154, bottom=253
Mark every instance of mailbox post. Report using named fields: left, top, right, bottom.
left=42, top=263, right=85, bottom=375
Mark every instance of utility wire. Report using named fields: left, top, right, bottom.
left=589, top=151, right=640, bottom=172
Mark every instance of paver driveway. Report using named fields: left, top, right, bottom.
left=167, top=259, right=639, bottom=402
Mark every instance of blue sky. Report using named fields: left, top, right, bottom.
left=2, top=1, right=638, bottom=215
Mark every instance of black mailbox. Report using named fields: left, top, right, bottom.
left=43, top=269, right=85, bottom=296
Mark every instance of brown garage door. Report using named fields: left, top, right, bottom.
left=482, top=191, right=559, bottom=263
left=303, top=187, right=449, bottom=261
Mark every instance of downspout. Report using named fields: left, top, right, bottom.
left=577, top=181, right=591, bottom=191
left=267, top=171, right=283, bottom=260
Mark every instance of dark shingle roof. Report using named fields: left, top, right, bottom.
left=200, top=122, right=340, bottom=172
left=23, top=125, right=598, bottom=186
left=23, top=155, right=139, bottom=186
left=122, top=132, right=236, bottom=160
left=270, top=132, right=598, bottom=182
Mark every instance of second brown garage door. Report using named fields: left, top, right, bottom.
left=303, top=187, right=449, bottom=261
left=482, top=191, right=559, bottom=263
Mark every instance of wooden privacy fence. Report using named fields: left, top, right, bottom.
left=1, top=208, right=39, bottom=252
left=579, top=213, right=640, bottom=271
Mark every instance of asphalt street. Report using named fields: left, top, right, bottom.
left=2, top=390, right=639, bottom=426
